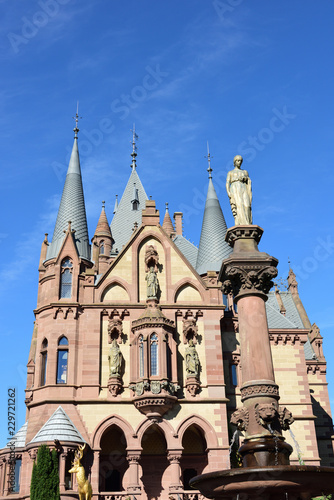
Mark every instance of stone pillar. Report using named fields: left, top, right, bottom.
left=167, top=451, right=183, bottom=492
left=219, top=226, right=293, bottom=467
left=90, top=450, right=100, bottom=497
left=59, top=451, right=66, bottom=492
left=126, top=451, right=141, bottom=494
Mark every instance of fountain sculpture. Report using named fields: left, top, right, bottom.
left=190, top=157, right=334, bottom=500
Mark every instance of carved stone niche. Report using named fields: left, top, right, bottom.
left=145, top=244, right=159, bottom=272
left=182, top=315, right=198, bottom=344
left=108, top=317, right=123, bottom=344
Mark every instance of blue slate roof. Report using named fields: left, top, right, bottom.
left=196, top=178, right=232, bottom=275
left=173, top=234, right=198, bottom=269
left=29, top=406, right=85, bottom=444
left=46, top=137, right=90, bottom=261
left=4, top=421, right=28, bottom=449
left=265, top=290, right=315, bottom=360
left=110, top=167, right=148, bottom=252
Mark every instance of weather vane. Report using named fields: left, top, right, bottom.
left=73, top=101, right=82, bottom=138
left=130, top=124, right=138, bottom=169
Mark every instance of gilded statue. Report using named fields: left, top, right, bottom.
left=185, top=339, right=200, bottom=378
left=68, top=444, right=92, bottom=500
left=146, top=266, right=159, bottom=299
left=108, top=339, right=122, bottom=377
left=226, top=155, right=252, bottom=225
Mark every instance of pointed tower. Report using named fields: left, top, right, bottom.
left=162, top=203, right=175, bottom=238
left=196, top=146, right=232, bottom=275
left=110, top=127, right=148, bottom=252
left=92, top=201, right=112, bottom=275
left=46, top=113, right=90, bottom=262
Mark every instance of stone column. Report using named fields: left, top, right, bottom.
left=219, top=226, right=293, bottom=467
left=90, top=450, right=100, bottom=497
left=167, top=450, right=183, bottom=492
left=59, top=451, right=66, bottom=492
left=126, top=451, right=141, bottom=494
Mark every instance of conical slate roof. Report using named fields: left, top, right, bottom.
left=4, top=421, right=28, bottom=449
left=46, top=136, right=90, bottom=261
left=196, top=178, right=232, bottom=275
left=110, top=167, right=148, bottom=252
left=29, top=406, right=85, bottom=444
left=95, top=204, right=111, bottom=237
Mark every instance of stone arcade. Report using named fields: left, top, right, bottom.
left=0, top=119, right=333, bottom=499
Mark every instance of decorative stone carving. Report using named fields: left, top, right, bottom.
left=182, top=316, right=198, bottom=344
left=222, top=265, right=278, bottom=299
left=185, top=377, right=201, bottom=397
left=226, top=155, right=252, bottom=226
left=240, top=382, right=279, bottom=402
left=279, top=406, right=294, bottom=430
left=108, top=317, right=123, bottom=344
left=145, top=244, right=159, bottom=272
left=167, top=452, right=182, bottom=464
left=254, top=402, right=278, bottom=427
left=230, top=407, right=249, bottom=431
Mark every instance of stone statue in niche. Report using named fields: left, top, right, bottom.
left=146, top=266, right=159, bottom=299
left=226, top=155, right=252, bottom=225
left=108, top=339, right=123, bottom=377
left=145, top=244, right=159, bottom=272
left=185, top=339, right=200, bottom=378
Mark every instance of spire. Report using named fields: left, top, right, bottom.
left=162, top=203, right=175, bottom=237
left=131, top=124, right=138, bottom=170
left=94, top=201, right=111, bottom=237
left=46, top=111, right=90, bottom=261
left=110, top=140, right=148, bottom=251
left=196, top=150, right=232, bottom=275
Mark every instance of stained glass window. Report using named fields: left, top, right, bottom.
left=57, top=337, right=68, bottom=384
left=60, top=259, right=73, bottom=299
left=139, top=335, right=144, bottom=377
left=150, top=333, right=158, bottom=376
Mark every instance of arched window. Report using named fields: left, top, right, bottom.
left=60, top=258, right=73, bottom=299
left=40, top=339, right=48, bottom=386
left=139, top=335, right=144, bottom=378
left=150, top=333, right=158, bottom=376
left=57, top=336, right=68, bottom=384
left=100, top=240, right=105, bottom=255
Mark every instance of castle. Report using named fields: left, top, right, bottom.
left=1, top=118, right=333, bottom=499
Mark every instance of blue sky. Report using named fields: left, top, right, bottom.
left=0, top=1, right=334, bottom=446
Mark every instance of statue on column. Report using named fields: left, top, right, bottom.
left=185, top=339, right=200, bottom=378
left=146, top=266, right=159, bottom=299
left=226, top=155, right=252, bottom=225
left=108, top=339, right=123, bottom=377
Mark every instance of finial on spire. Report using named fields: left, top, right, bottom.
left=113, top=194, right=119, bottom=215
left=165, top=202, right=169, bottom=212
left=73, top=101, right=82, bottom=139
left=102, top=200, right=105, bottom=209
left=205, top=141, right=213, bottom=179
left=130, top=124, right=138, bottom=169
